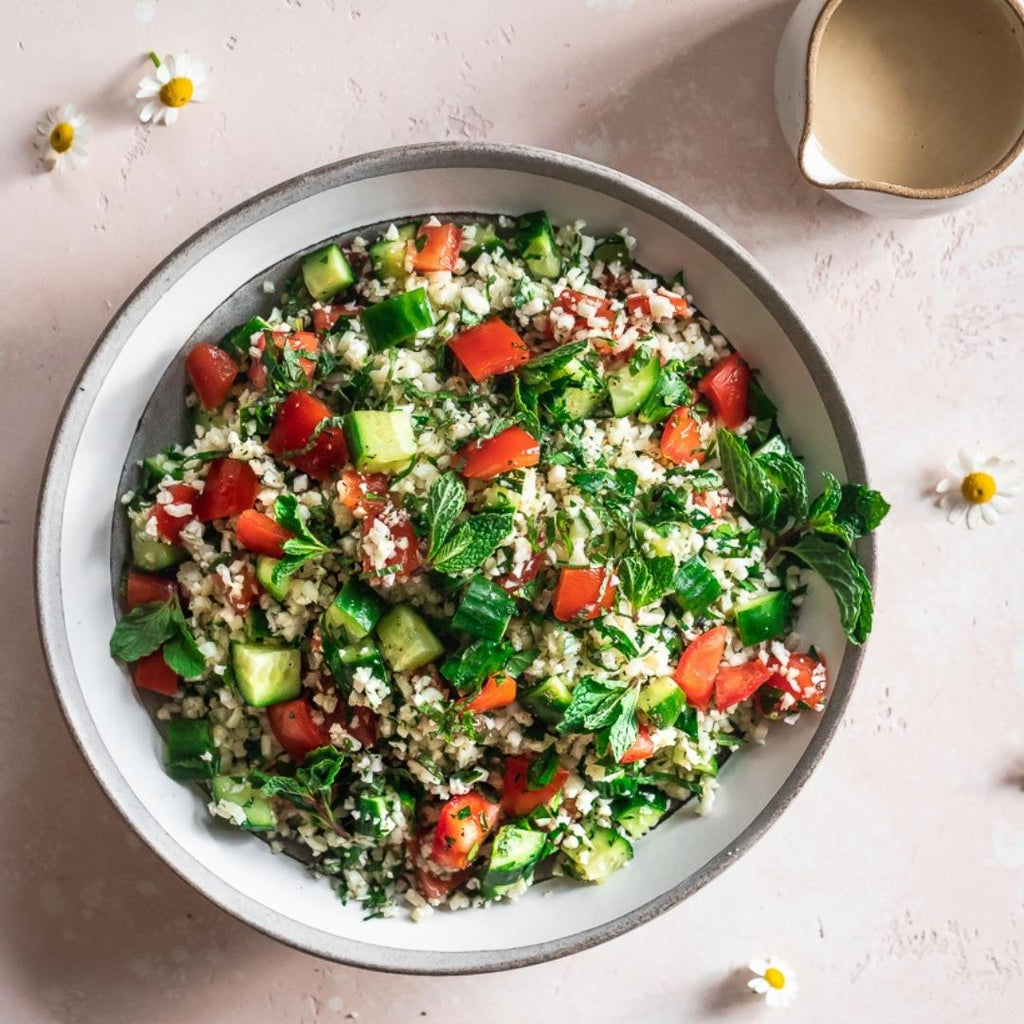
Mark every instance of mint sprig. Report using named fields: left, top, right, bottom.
left=109, top=597, right=206, bottom=679
left=271, top=494, right=333, bottom=589
left=557, top=677, right=639, bottom=761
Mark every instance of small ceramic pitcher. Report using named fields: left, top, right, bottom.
left=774, top=0, right=1024, bottom=217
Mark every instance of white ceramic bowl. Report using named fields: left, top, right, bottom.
left=36, top=143, right=873, bottom=974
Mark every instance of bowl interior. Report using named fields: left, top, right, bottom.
left=39, top=147, right=866, bottom=973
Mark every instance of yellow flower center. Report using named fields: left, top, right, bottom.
left=764, top=967, right=786, bottom=990
left=159, top=76, right=194, bottom=108
left=49, top=122, right=75, bottom=153
left=960, top=472, right=996, bottom=505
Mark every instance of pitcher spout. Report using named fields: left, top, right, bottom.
left=798, top=132, right=849, bottom=188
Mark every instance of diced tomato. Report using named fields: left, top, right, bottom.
left=466, top=672, right=516, bottom=713
left=235, top=509, right=293, bottom=558
left=501, top=755, right=569, bottom=817
left=697, top=353, right=750, bottom=429
left=133, top=649, right=179, bottom=696
left=194, top=458, right=260, bottom=522
left=126, top=571, right=177, bottom=609
left=325, top=703, right=379, bottom=750
left=409, top=223, right=462, bottom=273
left=673, top=625, right=728, bottom=712
left=248, top=331, right=318, bottom=389
left=764, top=653, right=828, bottom=710
left=311, top=304, right=361, bottom=332
left=362, top=505, right=423, bottom=582
left=619, top=726, right=655, bottom=764
left=266, top=390, right=350, bottom=480
left=431, top=791, right=499, bottom=870
left=548, top=289, right=617, bottom=339
left=660, top=406, right=705, bottom=465
left=267, top=698, right=325, bottom=762
left=185, top=343, right=238, bottom=409
left=449, top=318, right=531, bottom=382
left=151, top=483, right=199, bottom=543
left=625, top=290, right=691, bottom=320
left=495, top=551, right=544, bottom=594
left=713, top=660, right=773, bottom=712
left=457, top=426, right=540, bottom=480
left=338, top=470, right=389, bottom=515
left=552, top=567, right=616, bottom=622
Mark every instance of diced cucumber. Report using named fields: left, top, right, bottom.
left=369, top=224, right=416, bottom=281
left=542, top=384, right=605, bottom=423
left=612, top=791, right=669, bottom=840
left=324, top=638, right=389, bottom=696
left=638, top=675, right=685, bottom=729
left=324, top=578, right=384, bottom=641
left=607, top=351, right=661, bottom=417
left=166, top=718, right=218, bottom=780
left=520, top=676, right=572, bottom=725
left=219, top=315, right=271, bottom=361
left=463, top=223, right=504, bottom=263
left=360, top=287, right=434, bottom=351
left=672, top=556, right=722, bottom=616
left=516, top=211, right=561, bottom=280
left=131, top=522, right=186, bottom=572
left=141, top=451, right=181, bottom=485
left=255, top=556, right=291, bottom=603
left=481, top=825, right=547, bottom=899
left=561, top=824, right=633, bottom=883
left=344, top=410, right=417, bottom=473
left=211, top=775, right=276, bottom=830
left=734, top=591, right=791, bottom=646
left=450, top=576, right=515, bottom=641
left=354, top=791, right=401, bottom=840
left=231, top=642, right=301, bottom=707
left=592, top=234, right=630, bottom=265
left=301, top=243, right=355, bottom=302
left=245, top=606, right=272, bottom=640
left=377, top=604, right=444, bottom=672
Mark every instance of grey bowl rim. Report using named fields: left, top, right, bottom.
left=34, top=140, right=875, bottom=975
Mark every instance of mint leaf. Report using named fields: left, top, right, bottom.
left=785, top=533, right=873, bottom=644
left=807, top=473, right=890, bottom=548
left=808, top=470, right=842, bottom=521
left=558, top=677, right=628, bottom=735
left=595, top=620, right=640, bottom=658
left=432, top=512, right=513, bottom=575
left=619, top=554, right=675, bottom=611
left=163, top=604, right=206, bottom=678
left=296, top=745, right=345, bottom=794
left=604, top=687, right=640, bottom=762
left=756, top=436, right=808, bottom=524
left=272, top=495, right=330, bottom=583
left=426, top=472, right=467, bottom=559
left=440, top=639, right=513, bottom=691
left=716, top=428, right=781, bottom=527
left=638, top=359, right=691, bottom=425
left=109, top=601, right=175, bottom=662
left=504, top=648, right=539, bottom=678
left=527, top=745, right=561, bottom=790
left=512, top=377, right=542, bottom=438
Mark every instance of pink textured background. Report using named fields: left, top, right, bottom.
left=3, top=1, right=1023, bottom=1021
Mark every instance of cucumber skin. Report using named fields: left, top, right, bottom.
left=324, top=578, right=384, bottom=641
left=166, top=718, right=219, bottom=781
left=612, top=793, right=669, bottom=840
left=561, top=825, right=633, bottom=883
left=481, top=825, right=547, bottom=898
left=255, top=556, right=290, bottom=603
left=607, top=354, right=661, bottom=417
left=302, top=243, right=355, bottom=302
left=131, top=526, right=187, bottom=572
left=344, top=410, right=416, bottom=473
left=520, top=677, right=572, bottom=725
left=735, top=591, right=791, bottom=646
left=211, top=776, right=276, bottom=830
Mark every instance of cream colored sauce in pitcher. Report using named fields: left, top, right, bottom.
left=775, top=0, right=1024, bottom=216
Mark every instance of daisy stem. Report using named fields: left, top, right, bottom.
left=148, top=51, right=162, bottom=69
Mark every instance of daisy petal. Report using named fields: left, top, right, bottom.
left=748, top=959, right=769, bottom=974
left=165, top=107, right=180, bottom=125
left=935, top=478, right=952, bottom=493
left=958, top=450, right=975, bottom=474
left=980, top=504, right=998, bottom=525
left=991, top=495, right=1011, bottom=514
left=947, top=503, right=967, bottom=525
left=156, top=63, right=171, bottom=84
left=966, top=504, right=982, bottom=529
left=748, top=978, right=769, bottom=994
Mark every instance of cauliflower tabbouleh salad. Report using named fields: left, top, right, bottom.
left=110, top=212, right=887, bottom=920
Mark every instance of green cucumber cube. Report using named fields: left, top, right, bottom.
left=211, top=776, right=276, bottom=830
left=345, top=410, right=416, bottom=473
left=515, top=211, right=561, bottom=280
left=561, top=824, right=633, bottom=883
left=324, top=578, right=384, bottom=641
left=637, top=675, right=685, bottom=729
left=369, top=224, right=416, bottom=281
left=301, top=243, right=355, bottom=302
left=450, top=576, right=515, bottom=641
left=360, top=287, right=434, bottom=350
left=231, top=642, right=301, bottom=707
left=131, top=522, right=186, bottom=572
left=734, top=591, right=791, bottom=646
left=612, top=792, right=669, bottom=840
left=481, top=825, right=547, bottom=899
left=607, top=352, right=661, bottom=417
left=166, top=718, right=218, bottom=780
left=255, top=556, right=291, bottom=603
left=520, top=677, right=572, bottom=725
left=377, top=605, right=444, bottom=672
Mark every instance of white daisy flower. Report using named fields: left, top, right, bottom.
left=136, top=51, right=209, bottom=126
left=34, top=104, right=90, bottom=172
left=935, top=449, right=1017, bottom=528
left=748, top=957, right=798, bottom=1008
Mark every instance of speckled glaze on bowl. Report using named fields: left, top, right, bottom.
left=35, top=142, right=874, bottom=974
